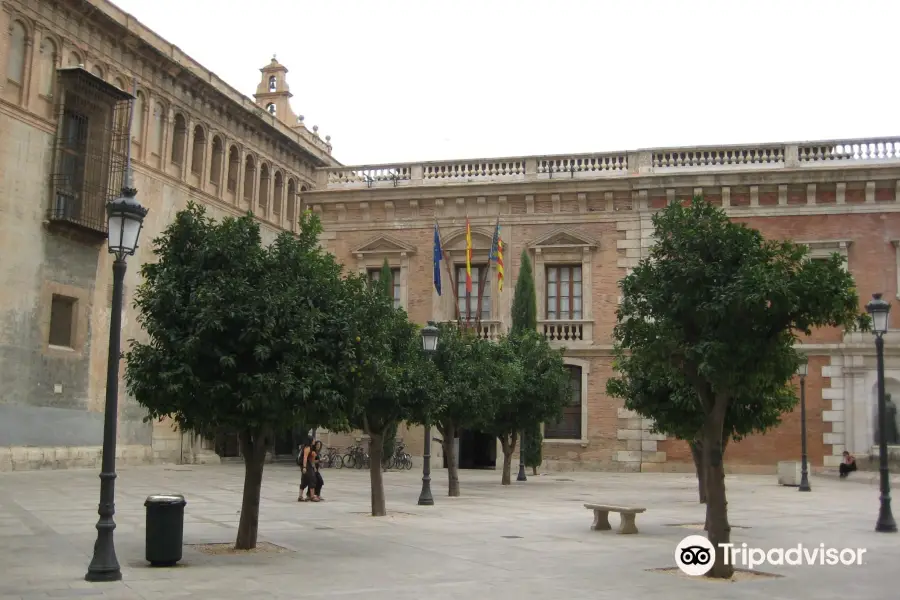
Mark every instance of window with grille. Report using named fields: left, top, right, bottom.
left=367, top=268, right=401, bottom=309
left=545, top=265, right=582, bottom=320
left=544, top=365, right=583, bottom=439
left=456, top=265, right=490, bottom=320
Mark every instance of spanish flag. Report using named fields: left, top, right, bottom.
left=465, top=217, right=473, bottom=294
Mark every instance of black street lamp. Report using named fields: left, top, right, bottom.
left=517, top=430, right=527, bottom=481
left=867, top=293, right=897, bottom=533
left=85, top=169, right=148, bottom=582
left=797, top=356, right=811, bottom=492
left=418, top=321, right=439, bottom=506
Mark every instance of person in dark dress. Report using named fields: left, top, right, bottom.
left=298, top=441, right=320, bottom=502
left=313, top=441, right=325, bottom=500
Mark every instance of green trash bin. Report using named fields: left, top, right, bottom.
left=144, top=494, right=186, bottom=566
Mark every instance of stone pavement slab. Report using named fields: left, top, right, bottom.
left=0, top=463, right=896, bottom=599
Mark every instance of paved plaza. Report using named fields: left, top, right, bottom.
left=0, top=463, right=896, bottom=599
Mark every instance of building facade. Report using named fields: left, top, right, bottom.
left=308, top=141, right=900, bottom=474
left=0, top=0, right=338, bottom=470
left=3, top=0, right=900, bottom=474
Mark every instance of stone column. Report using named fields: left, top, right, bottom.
left=236, top=147, right=246, bottom=207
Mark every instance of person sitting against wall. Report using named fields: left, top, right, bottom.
left=839, top=451, right=857, bottom=478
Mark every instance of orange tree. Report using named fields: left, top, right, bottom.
left=606, top=196, right=866, bottom=578
left=124, top=205, right=354, bottom=550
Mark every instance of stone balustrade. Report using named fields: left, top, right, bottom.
left=315, top=137, right=900, bottom=190
left=540, top=320, right=591, bottom=343
left=443, top=320, right=505, bottom=341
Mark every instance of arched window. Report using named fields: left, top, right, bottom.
left=273, top=171, right=283, bottom=216
left=6, top=21, right=27, bottom=85
left=259, top=164, right=270, bottom=214
left=287, top=179, right=297, bottom=226
left=266, top=103, right=276, bottom=116
left=38, top=37, right=57, bottom=96
left=114, top=77, right=126, bottom=90
left=243, top=156, right=256, bottom=203
left=190, top=125, right=206, bottom=175
left=210, top=136, right=224, bottom=185
left=227, top=146, right=239, bottom=192
left=67, top=51, right=81, bottom=67
left=171, top=113, right=187, bottom=165
left=268, top=75, right=276, bottom=92
left=90, top=65, right=103, bottom=79
left=132, top=91, right=145, bottom=142
left=152, top=102, right=165, bottom=155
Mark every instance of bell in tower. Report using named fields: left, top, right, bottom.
left=254, top=55, right=299, bottom=127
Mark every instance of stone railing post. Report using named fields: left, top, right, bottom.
left=784, top=143, right=800, bottom=168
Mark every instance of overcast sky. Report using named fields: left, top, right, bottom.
left=112, top=0, right=897, bottom=166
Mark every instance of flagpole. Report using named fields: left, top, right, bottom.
left=435, top=218, right=461, bottom=325
left=464, top=214, right=471, bottom=329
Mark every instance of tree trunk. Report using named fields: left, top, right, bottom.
left=368, top=432, right=386, bottom=516
left=499, top=431, right=516, bottom=485
left=702, top=399, right=733, bottom=579
left=531, top=466, right=537, bottom=475
left=690, top=440, right=707, bottom=504
left=235, top=429, right=268, bottom=550
left=439, top=423, right=460, bottom=497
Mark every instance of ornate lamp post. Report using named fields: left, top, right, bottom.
left=867, top=293, right=897, bottom=533
left=797, top=356, right=811, bottom=492
left=85, top=169, right=148, bottom=582
left=418, top=321, right=439, bottom=506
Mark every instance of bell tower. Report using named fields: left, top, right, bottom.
left=254, top=55, right=299, bottom=126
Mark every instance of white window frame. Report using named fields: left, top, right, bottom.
left=353, top=234, right=416, bottom=310
left=528, top=228, right=598, bottom=345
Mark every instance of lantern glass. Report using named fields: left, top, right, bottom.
left=866, top=293, right=891, bottom=335
left=421, top=321, right=439, bottom=353
left=106, top=192, right=147, bottom=256
left=797, top=357, right=808, bottom=377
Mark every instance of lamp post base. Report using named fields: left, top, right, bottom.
left=876, top=501, right=897, bottom=533
left=85, top=568, right=122, bottom=583
left=417, top=487, right=434, bottom=506
left=516, top=464, right=527, bottom=482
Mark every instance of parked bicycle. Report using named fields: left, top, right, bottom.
left=385, top=441, right=413, bottom=470
left=321, top=446, right=343, bottom=468
left=342, top=443, right=369, bottom=469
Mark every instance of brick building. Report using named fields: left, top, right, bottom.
left=309, top=143, right=900, bottom=474
left=3, top=0, right=900, bottom=474
left=0, top=0, right=337, bottom=469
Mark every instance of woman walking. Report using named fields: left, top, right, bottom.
left=313, top=441, right=325, bottom=500
left=298, top=440, right=320, bottom=502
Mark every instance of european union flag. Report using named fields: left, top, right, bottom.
left=433, top=223, right=442, bottom=296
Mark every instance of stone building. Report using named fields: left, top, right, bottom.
left=0, top=0, right=338, bottom=469
left=3, top=0, right=900, bottom=475
left=309, top=141, right=900, bottom=474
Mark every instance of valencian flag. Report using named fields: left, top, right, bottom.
left=489, top=218, right=504, bottom=292
left=465, top=217, right=473, bottom=294
left=432, top=221, right=443, bottom=296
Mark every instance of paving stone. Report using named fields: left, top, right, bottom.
left=0, top=464, right=896, bottom=599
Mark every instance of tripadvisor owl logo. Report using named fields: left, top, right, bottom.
left=675, top=535, right=715, bottom=576
left=674, top=535, right=867, bottom=575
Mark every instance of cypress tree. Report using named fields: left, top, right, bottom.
left=510, top=249, right=542, bottom=473
left=510, top=250, right=537, bottom=335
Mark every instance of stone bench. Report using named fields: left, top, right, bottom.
left=584, top=504, right=646, bottom=534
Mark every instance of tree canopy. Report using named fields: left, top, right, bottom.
left=487, top=331, right=569, bottom=484
left=429, top=325, right=515, bottom=496
left=606, top=196, right=866, bottom=578
left=124, top=204, right=355, bottom=549
left=338, top=259, right=438, bottom=515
